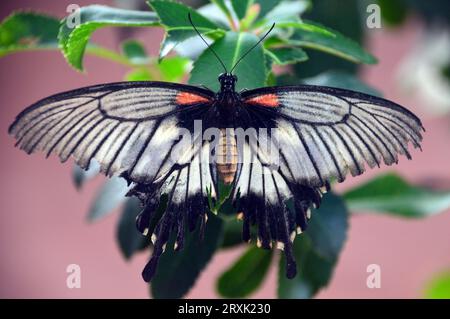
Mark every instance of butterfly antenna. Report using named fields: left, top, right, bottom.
left=230, top=23, right=276, bottom=74
left=188, top=13, right=228, bottom=74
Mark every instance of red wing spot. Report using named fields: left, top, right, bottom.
left=176, top=92, right=209, bottom=105
left=246, top=94, right=279, bottom=108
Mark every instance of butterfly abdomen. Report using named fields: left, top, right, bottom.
left=216, top=128, right=238, bottom=185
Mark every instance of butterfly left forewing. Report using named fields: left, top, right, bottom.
left=9, top=81, right=215, bottom=184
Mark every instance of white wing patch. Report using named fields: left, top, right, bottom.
left=277, top=91, right=350, bottom=123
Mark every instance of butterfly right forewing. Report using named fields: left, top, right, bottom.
left=240, top=85, right=424, bottom=188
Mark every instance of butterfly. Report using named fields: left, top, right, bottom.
left=8, top=16, right=424, bottom=282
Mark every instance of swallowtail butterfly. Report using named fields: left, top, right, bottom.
left=8, top=16, right=424, bottom=282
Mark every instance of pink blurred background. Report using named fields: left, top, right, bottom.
left=1, top=0, right=449, bottom=298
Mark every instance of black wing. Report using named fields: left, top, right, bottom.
left=232, top=85, right=424, bottom=278
left=9, top=81, right=220, bottom=282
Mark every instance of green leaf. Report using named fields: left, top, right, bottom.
left=121, top=40, right=149, bottom=65
left=211, top=0, right=233, bottom=19
left=344, top=173, right=450, bottom=218
left=424, top=271, right=450, bottom=299
left=274, top=21, right=334, bottom=37
left=278, top=193, right=348, bottom=298
left=151, top=214, right=224, bottom=299
left=159, top=29, right=224, bottom=59
left=306, top=194, right=348, bottom=261
left=265, top=47, right=308, bottom=65
left=262, top=0, right=310, bottom=22
left=149, top=0, right=217, bottom=29
left=117, top=197, right=149, bottom=259
left=72, top=161, right=100, bottom=189
left=264, top=45, right=274, bottom=70
left=87, top=177, right=130, bottom=221
left=189, top=31, right=266, bottom=91
left=278, top=236, right=334, bottom=298
left=197, top=2, right=232, bottom=29
left=221, top=218, right=244, bottom=249
left=58, top=5, right=158, bottom=71
left=231, top=0, right=252, bottom=20
left=294, top=0, right=364, bottom=77
left=239, top=2, right=260, bottom=30
left=0, top=12, right=60, bottom=57
left=124, top=56, right=190, bottom=82
left=125, top=68, right=153, bottom=81
left=254, top=0, right=280, bottom=19
left=171, top=29, right=225, bottom=61
left=211, top=182, right=234, bottom=214
left=377, top=0, right=409, bottom=27
left=266, top=71, right=276, bottom=86
left=158, top=56, right=189, bottom=82
left=167, top=4, right=228, bottom=59
left=302, top=71, right=381, bottom=96
left=442, top=63, right=450, bottom=83
left=217, top=246, right=273, bottom=298
left=148, top=0, right=220, bottom=58
left=289, top=21, right=377, bottom=65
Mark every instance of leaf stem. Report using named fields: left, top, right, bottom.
left=228, top=15, right=239, bottom=32
left=85, top=45, right=164, bottom=72
left=85, top=45, right=134, bottom=66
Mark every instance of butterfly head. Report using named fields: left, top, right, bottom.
left=218, top=73, right=237, bottom=92
left=188, top=13, right=275, bottom=94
